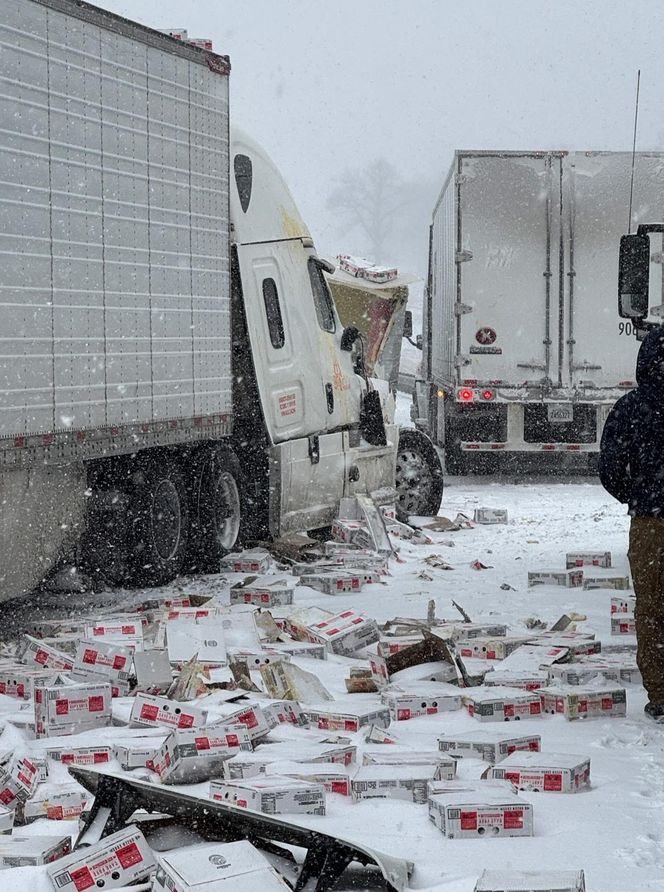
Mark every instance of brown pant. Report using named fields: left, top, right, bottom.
left=629, top=517, right=664, bottom=703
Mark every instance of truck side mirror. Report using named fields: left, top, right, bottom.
left=619, top=233, right=650, bottom=319
left=403, top=310, right=413, bottom=339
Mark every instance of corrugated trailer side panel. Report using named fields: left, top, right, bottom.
left=430, top=163, right=456, bottom=389
left=0, top=0, right=231, bottom=457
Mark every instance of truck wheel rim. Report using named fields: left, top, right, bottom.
left=214, top=471, right=241, bottom=550
left=152, top=480, right=182, bottom=560
left=395, top=448, right=432, bottom=514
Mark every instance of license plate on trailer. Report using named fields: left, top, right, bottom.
left=547, top=404, right=573, bottom=423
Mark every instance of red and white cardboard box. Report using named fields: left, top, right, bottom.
left=164, top=607, right=218, bottom=622
left=548, top=659, right=640, bottom=685
left=456, top=637, right=530, bottom=661
left=35, top=680, right=112, bottom=738
left=611, top=596, right=637, bottom=615
left=583, top=572, right=631, bottom=590
left=304, top=696, right=391, bottom=732
left=473, top=508, right=508, bottom=524
left=229, top=576, right=295, bottom=608
left=497, top=644, right=569, bottom=671
left=577, top=653, right=641, bottom=683
left=84, top=618, right=144, bottom=651
left=0, top=834, right=71, bottom=868
left=152, top=725, right=252, bottom=784
left=351, top=764, right=438, bottom=803
left=114, top=740, right=163, bottom=771
left=260, top=699, right=309, bottom=729
left=47, top=825, right=157, bottom=892
left=43, top=744, right=112, bottom=768
left=299, top=570, right=364, bottom=595
left=305, top=610, right=380, bottom=656
left=284, top=607, right=333, bottom=642
left=228, top=648, right=291, bottom=668
left=566, top=551, right=611, bottom=569
left=381, top=682, right=461, bottom=721
left=266, top=760, right=354, bottom=796
left=0, top=755, right=39, bottom=806
left=489, top=751, right=591, bottom=793
left=484, top=669, right=548, bottom=691
left=434, top=622, right=508, bottom=641
left=611, top=614, right=637, bottom=636
left=475, top=870, right=586, bottom=892
left=438, top=732, right=541, bottom=764
left=224, top=741, right=356, bottom=779
left=528, top=636, right=601, bottom=659
left=269, top=641, right=327, bottom=661
left=331, top=519, right=366, bottom=543
left=130, top=693, right=208, bottom=731
left=362, top=748, right=456, bottom=780
left=207, top=702, right=269, bottom=744
left=527, top=569, right=583, bottom=588
left=16, top=635, right=74, bottom=672
left=0, top=666, right=67, bottom=700
left=377, top=634, right=424, bottom=657
left=428, top=787, right=533, bottom=838
left=72, top=640, right=132, bottom=696
left=463, top=687, right=542, bottom=722
left=166, top=620, right=227, bottom=665
left=221, top=549, right=271, bottom=574
left=540, top=684, right=627, bottom=719
left=16, top=783, right=90, bottom=823
left=210, top=775, right=325, bottom=815
left=152, top=840, right=291, bottom=892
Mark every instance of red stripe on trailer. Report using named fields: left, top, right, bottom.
left=14, top=436, right=25, bottom=448
left=42, top=434, right=54, bottom=446
left=76, top=431, right=85, bottom=442
left=542, top=444, right=555, bottom=451
left=566, top=444, right=581, bottom=451
left=490, top=443, right=505, bottom=450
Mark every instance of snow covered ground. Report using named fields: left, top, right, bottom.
left=4, top=472, right=664, bottom=891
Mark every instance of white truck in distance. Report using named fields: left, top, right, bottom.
left=0, top=0, right=443, bottom=602
left=412, top=150, right=664, bottom=472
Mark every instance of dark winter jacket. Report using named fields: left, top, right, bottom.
left=600, top=325, right=664, bottom=515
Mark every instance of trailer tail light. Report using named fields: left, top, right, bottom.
left=481, top=389, right=495, bottom=401
left=458, top=389, right=474, bottom=402
left=437, top=389, right=445, bottom=399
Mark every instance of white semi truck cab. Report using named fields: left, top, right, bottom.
left=0, top=0, right=443, bottom=602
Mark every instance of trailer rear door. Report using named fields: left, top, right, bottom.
left=457, top=153, right=563, bottom=388
left=565, top=152, right=652, bottom=392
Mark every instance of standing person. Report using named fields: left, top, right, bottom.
left=599, top=325, right=664, bottom=721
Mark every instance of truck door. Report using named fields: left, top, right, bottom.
left=457, top=153, right=563, bottom=388
left=231, top=131, right=364, bottom=532
left=564, top=152, right=642, bottom=393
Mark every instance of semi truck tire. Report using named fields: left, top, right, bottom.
left=395, top=429, right=444, bottom=518
left=185, top=446, right=242, bottom=573
left=127, top=457, right=190, bottom=586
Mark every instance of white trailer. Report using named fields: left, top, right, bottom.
left=0, top=0, right=442, bottom=602
left=413, top=150, right=664, bottom=471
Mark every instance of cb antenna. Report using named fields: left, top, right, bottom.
left=628, top=69, right=641, bottom=234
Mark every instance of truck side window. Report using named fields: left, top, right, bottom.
left=262, top=278, right=285, bottom=348
left=308, top=258, right=336, bottom=333
left=234, top=154, right=252, bottom=213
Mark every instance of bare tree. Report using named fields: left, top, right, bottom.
left=327, top=159, right=407, bottom=264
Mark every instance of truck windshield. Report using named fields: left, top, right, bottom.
left=308, top=258, right=336, bottom=333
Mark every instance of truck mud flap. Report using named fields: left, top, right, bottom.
left=69, top=766, right=412, bottom=892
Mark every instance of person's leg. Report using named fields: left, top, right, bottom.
left=629, top=516, right=664, bottom=711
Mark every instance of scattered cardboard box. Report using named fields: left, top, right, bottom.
left=437, top=732, right=541, bottom=764
left=221, top=549, right=272, bottom=573
left=152, top=840, right=291, bottom=892
left=0, top=834, right=71, bottom=868
left=47, top=825, right=156, bottom=891
left=463, top=687, right=542, bottom=722
left=456, top=636, right=530, bottom=661
left=166, top=620, right=227, bottom=666
left=210, top=775, right=326, bottom=815
left=473, top=508, right=508, bottom=524
left=474, top=871, right=586, bottom=892
left=16, top=635, right=74, bottom=672
left=540, top=684, right=627, bottom=719
left=483, top=669, right=548, bottom=691
left=16, top=783, right=90, bottom=823
left=229, top=576, right=295, bottom=608
left=304, top=697, right=391, bottom=732
left=611, top=596, right=637, bottom=615
left=428, top=788, right=534, bottom=839
left=381, top=681, right=461, bottom=721
left=260, top=660, right=332, bottom=704
left=130, top=693, right=208, bottom=730
left=351, top=763, right=437, bottom=803
left=306, top=610, right=380, bottom=656
left=489, top=751, right=590, bottom=793
left=583, top=572, right=631, bottom=590
left=611, top=615, right=637, bottom=635
left=0, top=755, right=39, bottom=806
left=152, top=725, right=252, bottom=784
left=566, top=552, right=611, bottom=569
left=528, top=569, right=583, bottom=588
left=35, top=680, right=112, bottom=738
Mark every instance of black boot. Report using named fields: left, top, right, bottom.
left=644, top=702, right=664, bottom=721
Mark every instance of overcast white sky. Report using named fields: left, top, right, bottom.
left=97, top=0, right=664, bottom=273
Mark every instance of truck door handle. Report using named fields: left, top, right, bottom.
left=325, top=383, right=334, bottom=414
